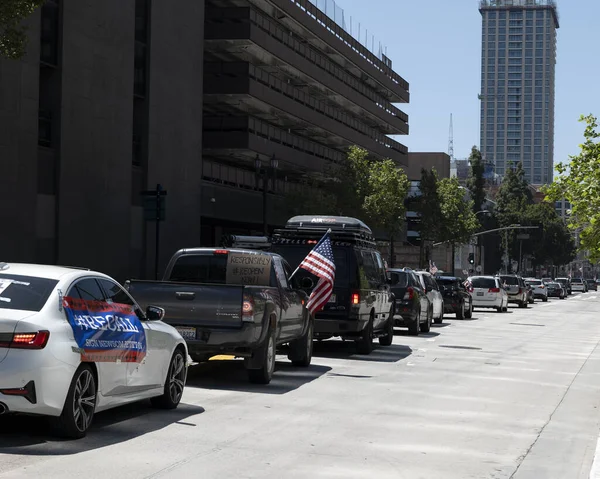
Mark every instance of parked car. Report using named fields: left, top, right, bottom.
left=546, top=282, right=566, bottom=299
left=571, top=278, right=586, bottom=293
left=524, top=278, right=548, bottom=302
left=415, top=271, right=445, bottom=324
left=271, top=216, right=394, bottom=354
left=436, top=276, right=473, bottom=319
left=555, top=277, right=572, bottom=295
left=499, top=275, right=529, bottom=308
left=468, top=276, right=508, bottom=312
left=127, top=246, right=318, bottom=384
left=0, top=263, right=188, bottom=438
left=389, top=269, right=432, bottom=335
left=542, top=277, right=553, bottom=284
left=585, top=279, right=598, bottom=292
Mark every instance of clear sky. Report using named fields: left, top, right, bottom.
left=333, top=0, right=600, bottom=170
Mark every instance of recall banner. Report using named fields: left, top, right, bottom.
left=226, top=252, right=272, bottom=286
left=63, top=297, right=147, bottom=363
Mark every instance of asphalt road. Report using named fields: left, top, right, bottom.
left=2, top=293, right=600, bottom=479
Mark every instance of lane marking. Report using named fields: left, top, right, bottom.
left=589, top=432, right=600, bottom=479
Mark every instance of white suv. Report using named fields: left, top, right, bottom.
left=525, top=278, right=548, bottom=302
left=415, top=271, right=445, bottom=324
left=468, top=276, right=508, bottom=312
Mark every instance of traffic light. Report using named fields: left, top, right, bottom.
left=468, top=253, right=475, bottom=265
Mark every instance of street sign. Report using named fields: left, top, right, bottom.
left=516, top=233, right=530, bottom=240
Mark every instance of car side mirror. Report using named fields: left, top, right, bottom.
left=146, top=305, right=165, bottom=321
left=300, top=277, right=315, bottom=290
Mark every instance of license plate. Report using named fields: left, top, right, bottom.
left=477, top=292, right=484, bottom=296
left=328, top=294, right=337, bottom=304
left=175, top=326, right=197, bottom=341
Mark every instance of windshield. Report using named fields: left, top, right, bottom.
left=0, top=274, right=58, bottom=312
left=471, top=278, right=496, bottom=289
left=272, top=245, right=350, bottom=287
left=500, top=276, right=519, bottom=285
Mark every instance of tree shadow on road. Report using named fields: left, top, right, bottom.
left=185, top=360, right=331, bottom=395
left=311, top=341, right=412, bottom=363
left=0, top=401, right=204, bottom=456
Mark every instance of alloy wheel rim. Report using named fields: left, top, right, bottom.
left=267, top=335, right=275, bottom=376
left=72, top=370, right=96, bottom=432
left=169, top=353, right=186, bottom=404
left=307, top=322, right=313, bottom=358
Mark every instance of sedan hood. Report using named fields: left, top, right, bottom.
left=0, top=310, right=37, bottom=363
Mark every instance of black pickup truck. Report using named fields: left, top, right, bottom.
left=125, top=247, right=313, bottom=384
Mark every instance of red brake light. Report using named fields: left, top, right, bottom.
left=488, top=288, right=500, bottom=293
left=540, top=285, right=545, bottom=289
left=242, top=295, right=254, bottom=320
left=214, top=249, right=229, bottom=255
left=10, top=331, right=50, bottom=349
left=403, top=287, right=414, bottom=300
left=351, top=292, right=360, bottom=304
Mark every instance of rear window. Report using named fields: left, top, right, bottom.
left=471, top=278, right=497, bottom=289
left=501, top=276, right=519, bottom=285
left=272, top=245, right=351, bottom=287
left=169, top=253, right=275, bottom=286
left=527, top=280, right=542, bottom=286
left=0, top=274, right=58, bottom=312
left=572, top=278, right=583, bottom=283
left=437, top=278, right=461, bottom=290
left=389, top=272, right=408, bottom=287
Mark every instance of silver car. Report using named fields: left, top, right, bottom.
left=525, top=278, right=548, bottom=302
left=416, top=271, right=445, bottom=324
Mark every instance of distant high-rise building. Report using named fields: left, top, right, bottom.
left=479, top=0, right=559, bottom=186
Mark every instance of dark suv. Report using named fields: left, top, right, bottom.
left=387, top=268, right=431, bottom=335
left=499, top=275, right=528, bottom=308
left=436, top=276, right=473, bottom=319
left=272, top=216, right=394, bottom=354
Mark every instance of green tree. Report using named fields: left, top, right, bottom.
left=363, top=159, right=410, bottom=266
left=467, top=146, right=486, bottom=215
left=437, top=177, right=480, bottom=245
left=413, top=167, right=442, bottom=267
left=0, top=0, right=44, bottom=59
left=284, top=175, right=338, bottom=217
left=331, top=145, right=370, bottom=218
left=544, top=115, right=600, bottom=262
left=495, top=161, right=533, bottom=227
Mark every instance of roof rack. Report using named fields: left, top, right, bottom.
left=285, top=215, right=372, bottom=235
left=220, top=235, right=272, bottom=251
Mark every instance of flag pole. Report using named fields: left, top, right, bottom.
left=288, top=229, right=331, bottom=282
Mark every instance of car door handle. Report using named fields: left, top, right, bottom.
left=175, top=292, right=196, bottom=300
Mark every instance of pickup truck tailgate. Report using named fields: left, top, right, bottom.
left=127, top=281, right=244, bottom=329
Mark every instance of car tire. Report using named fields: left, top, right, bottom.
left=496, top=306, right=502, bottom=312
left=456, top=302, right=465, bottom=320
left=434, top=309, right=443, bottom=325
left=421, top=307, right=432, bottom=333
left=465, top=302, right=473, bottom=319
left=151, top=347, right=187, bottom=409
left=379, top=307, right=395, bottom=346
left=408, top=310, right=420, bottom=336
left=519, top=300, right=527, bottom=308
left=247, top=326, right=276, bottom=384
left=356, top=312, right=375, bottom=354
left=54, top=364, right=97, bottom=439
left=288, top=317, right=314, bottom=367
left=542, top=296, right=548, bottom=302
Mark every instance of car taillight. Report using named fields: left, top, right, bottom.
left=242, top=296, right=254, bottom=321
left=540, top=285, right=545, bottom=289
left=517, top=288, right=522, bottom=294
left=488, top=288, right=500, bottom=293
left=8, top=331, right=50, bottom=350
left=403, top=287, right=414, bottom=300
left=351, top=292, right=360, bottom=304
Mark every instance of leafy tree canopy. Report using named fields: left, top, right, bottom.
left=437, top=177, right=480, bottom=245
left=544, top=115, right=600, bottom=263
left=467, top=146, right=486, bottom=215
left=495, top=161, right=533, bottom=227
left=0, top=0, right=44, bottom=59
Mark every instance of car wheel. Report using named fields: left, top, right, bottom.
left=421, top=307, right=432, bottom=333
left=151, top=347, right=187, bottom=409
left=54, top=364, right=97, bottom=439
left=542, top=296, right=548, bottom=302
left=456, top=302, right=465, bottom=320
left=465, top=302, right=473, bottom=319
left=408, top=309, right=420, bottom=336
left=434, top=309, right=443, bottom=325
left=379, top=307, right=395, bottom=346
left=356, top=313, right=375, bottom=354
left=496, top=306, right=502, bottom=313
left=247, top=327, right=276, bottom=384
left=519, top=300, right=527, bottom=308
left=288, top=317, right=314, bottom=367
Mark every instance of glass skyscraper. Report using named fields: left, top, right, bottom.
left=479, top=0, right=559, bottom=185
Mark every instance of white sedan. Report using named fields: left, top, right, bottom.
left=0, top=263, right=188, bottom=438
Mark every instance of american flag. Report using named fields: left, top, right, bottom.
left=299, top=232, right=336, bottom=316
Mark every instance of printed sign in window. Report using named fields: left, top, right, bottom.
left=226, top=253, right=272, bottom=286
